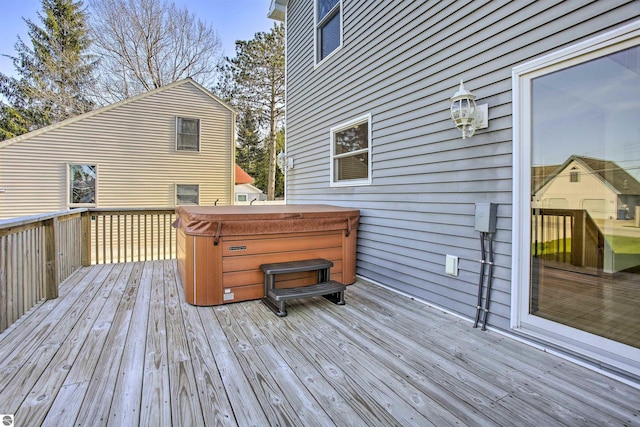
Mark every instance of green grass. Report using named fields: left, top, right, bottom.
left=532, top=239, right=571, bottom=256
left=533, top=236, right=640, bottom=255
left=605, top=235, right=640, bottom=254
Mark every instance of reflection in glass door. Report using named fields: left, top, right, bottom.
left=530, top=44, right=640, bottom=349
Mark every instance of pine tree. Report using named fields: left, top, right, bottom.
left=252, top=128, right=284, bottom=198
left=236, top=108, right=265, bottom=179
left=0, top=0, right=95, bottom=139
left=216, top=23, right=285, bottom=200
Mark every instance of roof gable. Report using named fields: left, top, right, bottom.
left=534, top=155, right=640, bottom=195
left=0, top=78, right=236, bottom=149
left=235, top=164, right=255, bottom=185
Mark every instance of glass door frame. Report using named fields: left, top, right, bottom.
left=511, top=20, right=640, bottom=379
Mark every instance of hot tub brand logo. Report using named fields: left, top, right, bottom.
left=1, top=415, right=14, bottom=427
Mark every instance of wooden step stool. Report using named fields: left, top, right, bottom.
left=261, top=258, right=346, bottom=317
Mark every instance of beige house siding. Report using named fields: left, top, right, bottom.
left=0, top=79, right=235, bottom=219
left=532, top=159, right=618, bottom=219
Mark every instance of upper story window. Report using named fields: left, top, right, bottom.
left=330, top=114, right=372, bottom=186
left=569, top=167, right=579, bottom=182
left=69, top=164, right=97, bottom=206
left=315, top=0, right=342, bottom=64
left=176, top=117, right=200, bottom=151
left=176, top=184, right=199, bottom=205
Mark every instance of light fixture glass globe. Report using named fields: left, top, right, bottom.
left=450, top=80, right=478, bottom=139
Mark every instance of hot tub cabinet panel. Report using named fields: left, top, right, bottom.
left=174, top=205, right=359, bottom=306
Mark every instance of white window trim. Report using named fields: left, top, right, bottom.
left=314, top=0, right=343, bottom=68
left=176, top=117, right=201, bottom=152
left=511, top=20, right=640, bottom=378
left=67, top=163, right=98, bottom=208
left=330, top=113, right=372, bottom=187
left=175, top=183, right=200, bottom=206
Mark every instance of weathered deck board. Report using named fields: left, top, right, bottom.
left=180, top=292, right=236, bottom=426
left=107, top=261, right=152, bottom=426
left=140, top=261, right=171, bottom=426
left=336, top=289, right=594, bottom=425
left=346, top=282, right=638, bottom=424
left=0, top=259, right=639, bottom=426
left=75, top=263, right=136, bottom=425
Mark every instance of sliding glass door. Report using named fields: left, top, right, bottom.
left=530, top=43, right=640, bottom=348
left=514, top=24, right=640, bottom=377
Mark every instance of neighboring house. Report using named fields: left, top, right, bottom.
left=0, top=78, right=236, bottom=219
left=533, top=155, right=640, bottom=220
left=269, top=1, right=640, bottom=381
left=234, top=164, right=266, bottom=203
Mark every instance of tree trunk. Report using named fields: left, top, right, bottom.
left=268, top=99, right=277, bottom=200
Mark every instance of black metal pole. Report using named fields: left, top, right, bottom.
left=473, top=232, right=486, bottom=328
left=481, top=233, right=495, bottom=331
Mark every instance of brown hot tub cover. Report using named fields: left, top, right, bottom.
left=173, top=204, right=360, bottom=244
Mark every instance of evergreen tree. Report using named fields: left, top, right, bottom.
left=236, top=108, right=265, bottom=180
left=252, top=128, right=284, bottom=198
left=0, top=0, right=95, bottom=140
left=216, top=23, right=285, bottom=200
left=0, top=105, right=32, bottom=140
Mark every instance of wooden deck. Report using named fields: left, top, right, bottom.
left=1, top=260, right=639, bottom=426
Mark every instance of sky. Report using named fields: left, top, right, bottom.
left=531, top=46, right=640, bottom=180
left=0, top=0, right=276, bottom=78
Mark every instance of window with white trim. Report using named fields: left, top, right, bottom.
left=330, top=114, right=371, bottom=186
left=176, top=184, right=199, bottom=205
left=68, top=164, right=97, bottom=206
left=176, top=117, right=200, bottom=151
left=315, top=0, right=342, bottom=64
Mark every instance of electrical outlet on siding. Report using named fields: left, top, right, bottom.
left=445, top=255, right=458, bottom=276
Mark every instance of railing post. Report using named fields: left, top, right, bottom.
left=81, top=210, right=92, bottom=266
left=44, top=217, right=60, bottom=299
left=571, top=211, right=585, bottom=267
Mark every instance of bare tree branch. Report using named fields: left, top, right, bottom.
left=89, top=0, right=221, bottom=102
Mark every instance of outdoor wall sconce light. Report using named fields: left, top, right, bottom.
left=277, top=151, right=294, bottom=171
left=450, top=80, right=488, bottom=139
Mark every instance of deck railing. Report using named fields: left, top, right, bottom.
left=88, top=208, right=177, bottom=264
left=0, top=210, right=85, bottom=333
left=0, top=207, right=178, bottom=334
left=532, top=208, right=604, bottom=269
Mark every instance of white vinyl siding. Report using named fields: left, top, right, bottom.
left=0, top=80, right=235, bottom=219
left=283, top=0, right=640, bottom=331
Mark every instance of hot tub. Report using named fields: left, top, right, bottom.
left=173, top=204, right=360, bottom=306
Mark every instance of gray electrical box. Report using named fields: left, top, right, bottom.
left=474, top=203, right=497, bottom=233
